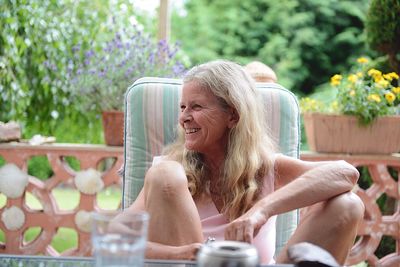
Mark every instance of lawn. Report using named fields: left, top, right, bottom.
left=0, top=187, right=121, bottom=253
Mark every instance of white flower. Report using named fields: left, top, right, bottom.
left=0, top=164, right=29, bottom=198
left=74, top=168, right=104, bottom=194
left=1, top=206, right=25, bottom=231
left=74, top=210, right=92, bottom=233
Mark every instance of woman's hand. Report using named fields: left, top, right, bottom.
left=171, top=243, right=203, bottom=260
left=224, top=207, right=268, bottom=243
left=145, top=241, right=202, bottom=260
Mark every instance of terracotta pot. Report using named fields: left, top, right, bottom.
left=303, top=113, right=400, bottom=154
left=101, top=110, right=124, bottom=146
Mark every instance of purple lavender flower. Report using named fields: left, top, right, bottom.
left=98, top=69, right=106, bottom=77
left=85, top=50, right=95, bottom=58
left=103, top=45, right=112, bottom=53
left=69, top=27, right=187, bottom=112
left=148, top=52, right=155, bottom=64
left=72, top=45, right=80, bottom=52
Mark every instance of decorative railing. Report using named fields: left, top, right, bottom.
left=301, top=152, right=400, bottom=267
left=0, top=144, right=399, bottom=266
left=0, top=143, right=123, bottom=256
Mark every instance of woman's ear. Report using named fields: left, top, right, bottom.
left=228, top=107, right=239, bottom=128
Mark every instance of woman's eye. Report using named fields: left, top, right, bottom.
left=192, top=104, right=202, bottom=110
left=180, top=105, right=186, bottom=111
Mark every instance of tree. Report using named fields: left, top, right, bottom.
left=172, top=0, right=371, bottom=94
left=0, top=0, right=139, bottom=134
left=365, top=0, right=400, bottom=74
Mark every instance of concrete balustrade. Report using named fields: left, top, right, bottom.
left=0, top=143, right=123, bottom=256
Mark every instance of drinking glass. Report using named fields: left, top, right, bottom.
left=91, top=211, right=149, bottom=267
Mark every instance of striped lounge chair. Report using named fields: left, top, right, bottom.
left=122, top=77, right=300, bottom=255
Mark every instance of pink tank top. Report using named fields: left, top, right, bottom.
left=195, top=180, right=276, bottom=264
left=152, top=156, right=277, bottom=264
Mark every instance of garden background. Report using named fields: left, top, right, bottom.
left=1, top=0, right=399, bottom=260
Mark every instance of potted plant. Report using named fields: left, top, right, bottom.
left=69, top=27, right=186, bottom=146
left=300, top=57, right=400, bottom=154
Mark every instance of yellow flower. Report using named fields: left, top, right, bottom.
left=385, top=92, right=396, bottom=104
left=367, top=94, right=381, bottom=103
left=387, top=72, right=399, bottom=80
left=348, top=74, right=358, bottom=83
left=367, top=69, right=382, bottom=78
left=320, top=58, right=399, bottom=125
left=376, top=79, right=390, bottom=88
left=374, top=75, right=384, bottom=83
left=393, top=87, right=400, bottom=94
left=357, top=57, right=369, bottom=64
left=299, top=97, right=324, bottom=113
left=330, top=100, right=338, bottom=111
left=330, top=74, right=342, bottom=86
left=383, top=73, right=394, bottom=81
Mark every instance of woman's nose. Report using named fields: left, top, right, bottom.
left=179, top=109, right=192, bottom=123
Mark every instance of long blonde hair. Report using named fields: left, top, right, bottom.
left=165, top=59, right=276, bottom=221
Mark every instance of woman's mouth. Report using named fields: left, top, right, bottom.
left=185, top=128, right=200, bottom=134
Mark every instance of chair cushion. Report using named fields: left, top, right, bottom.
left=123, top=77, right=300, bottom=254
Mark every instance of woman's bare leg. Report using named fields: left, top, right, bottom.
left=143, top=160, right=203, bottom=245
left=276, top=192, right=365, bottom=265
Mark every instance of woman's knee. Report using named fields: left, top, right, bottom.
left=144, top=160, right=189, bottom=199
left=327, top=192, right=365, bottom=227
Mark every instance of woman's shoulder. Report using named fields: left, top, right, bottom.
left=273, top=153, right=303, bottom=166
left=152, top=155, right=180, bottom=166
left=260, top=150, right=282, bottom=165
left=152, top=155, right=165, bottom=166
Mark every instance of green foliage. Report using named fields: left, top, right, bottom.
left=300, top=57, right=400, bottom=125
left=69, top=28, right=186, bottom=112
left=0, top=0, right=141, bottom=138
left=27, top=156, right=53, bottom=181
left=365, top=0, right=400, bottom=74
left=1, top=1, right=93, bottom=130
left=51, top=228, right=78, bottom=253
left=172, top=0, right=370, bottom=94
left=332, top=58, right=400, bottom=124
left=171, top=1, right=220, bottom=64
left=21, top=113, right=104, bottom=144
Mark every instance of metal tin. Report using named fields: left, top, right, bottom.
left=197, top=241, right=259, bottom=267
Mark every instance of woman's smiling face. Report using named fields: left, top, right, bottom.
left=179, top=81, right=235, bottom=154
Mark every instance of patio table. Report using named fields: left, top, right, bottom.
left=1, top=255, right=192, bottom=267
left=0, top=254, right=294, bottom=267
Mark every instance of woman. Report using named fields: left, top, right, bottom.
left=118, top=60, right=364, bottom=264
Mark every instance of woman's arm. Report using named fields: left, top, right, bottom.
left=111, top=189, right=202, bottom=260
left=225, top=154, right=359, bottom=243
left=267, top=154, right=359, bottom=215
left=145, top=242, right=201, bottom=260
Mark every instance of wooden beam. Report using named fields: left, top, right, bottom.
left=158, top=0, right=170, bottom=42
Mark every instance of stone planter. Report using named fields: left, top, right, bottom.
left=101, top=110, right=124, bottom=146
left=303, top=113, right=400, bottom=154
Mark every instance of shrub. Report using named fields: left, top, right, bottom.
left=300, top=57, right=400, bottom=124
left=365, top=0, right=400, bottom=74
left=0, top=0, right=105, bottom=131
left=68, top=27, right=186, bottom=112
